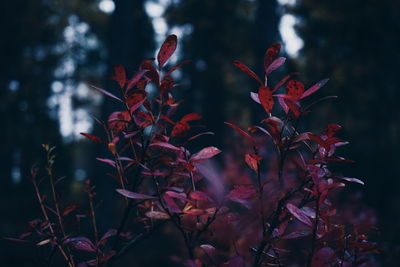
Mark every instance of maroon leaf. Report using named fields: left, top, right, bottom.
left=224, top=122, right=254, bottom=144
left=286, top=80, right=305, bottom=99
left=126, top=70, right=148, bottom=92
left=166, top=59, right=192, bottom=76
left=116, top=189, right=156, bottom=200
left=233, top=61, right=262, bottom=85
left=264, top=43, right=281, bottom=71
left=140, top=59, right=159, bottom=84
left=186, top=132, right=214, bottom=143
left=181, top=113, right=202, bottom=122
left=64, top=237, right=96, bottom=252
left=90, top=85, right=123, bottom=103
left=228, top=185, right=256, bottom=199
left=150, top=142, right=181, bottom=152
left=162, top=194, right=181, bottom=213
left=286, top=203, right=313, bottom=227
left=80, top=133, right=105, bottom=144
left=111, top=64, right=126, bottom=88
left=265, top=57, right=286, bottom=76
left=190, top=191, right=213, bottom=202
left=301, top=78, right=329, bottom=99
left=244, top=154, right=263, bottom=172
left=157, top=34, right=177, bottom=67
left=171, top=121, right=190, bottom=137
left=191, top=147, right=221, bottom=161
left=145, top=211, right=170, bottom=220
left=273, top=73, right=296, bottom=92
left=258, top=85, right=274, bottom=113
left=63, top=203, right=79, bottom=216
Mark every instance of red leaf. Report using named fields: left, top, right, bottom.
left=126, top=91, right=146, bottom=109
left=284, top=98, right=301, bottom=118
left=301, top=78, right=329, bottom=99
left=171, top=121, right=190, bottom=137
left=140, top=59, right=159, bottom=84
left=126, top=70, right=148, bottom=92
left=265, top=57, right=286, bottom=76
left=160, top=76, right=175, bottom=95
left=322, top=123, right=342, bottom=137
left=191, top=147, right=221, bottom=161
left=80, top=133, right=104, bottom=144
left=63, top=203, right=79, bottom=216
left=286, top=80, right=305, bottom=99
left=286, top=203, right=313, bottom=227
left=264, top=43, right=281, bottom=71
left=190, top=191, right=213, bottom=202
left=258, top=85, right=274, bottom=113
left=64, top=237, right=96, bottom=252
left=245, top=154, right=263, bottom=172
left=157, top=34, right=177, bottom=67
left=186, top=132, right=214, bottom=143
left=166, top=59, right=192, bottom=76
left=108, top=111, right=130, bottom=134
left=181, top=113, right=202, bottom=122
left=163, top=194, right=181, bottom=213
left=91, top=85, right=123, bottom=103
left=233, top=61, right=262, bottom=85
left=224, top=122, right=254, bottom=144
left=273, top=73, right=296, bottom=92
left=116, top=189, right=156, bottom=200
left=111, top=64, right=126, bottom=88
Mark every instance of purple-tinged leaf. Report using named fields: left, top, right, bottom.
left=191, top=146, right=221, bottom=161
left=339, top=177, right=365, bottom=185
left=265, top=57, right=286, bottom=76
left=228, top=185, right=256, bottom=199
left=157, top=34, right=177, bottom=67
left=116, top=189, right=156, bottom=200
left=37, top=239, right=51, bottom=246
left=300, top=78, right=329, bottom=99
left=233, top=61, right=263, bottom=85
left=224, top=122, right=254, bottom=144
left=186, top=132, right=214, bottom=143
left=64, top=237, right=96, bottom=252
left=145, top=211, right=170, bottom=220
left=80, top=133, right=105, bottom=144
left=250, top=92, right=261, bottom=104
left=150, top=142, right=181, bottom=152
left=282, top=230, right=311, bottom=239
left=286, top=203, right=313, bottom=227
left=190, top=191, right=214, bottom=203
left=90, top=85, right=123, bottom=102
left=96, top=158, right=116, bottom=167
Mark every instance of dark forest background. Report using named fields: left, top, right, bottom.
left=0, top=0, right=399, bottom=265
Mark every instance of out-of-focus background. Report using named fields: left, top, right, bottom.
left=1, top=0, right=399, bottom=265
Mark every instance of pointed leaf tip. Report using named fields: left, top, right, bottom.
left=157, top=34, right=178, bottom=67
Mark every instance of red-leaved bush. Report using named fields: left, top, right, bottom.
left=6, top=35, right=380, bottom=266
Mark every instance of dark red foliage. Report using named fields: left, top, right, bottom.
left=7, top=36, right=379, bottom=267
